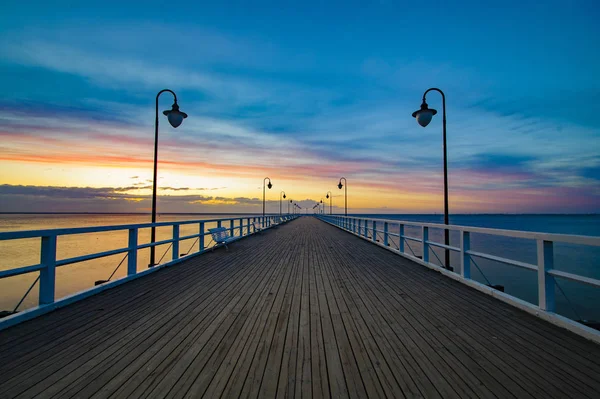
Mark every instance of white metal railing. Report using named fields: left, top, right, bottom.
left=317, top=215, right=600, bottom=338
left=0, top=214, right=298, bottom=329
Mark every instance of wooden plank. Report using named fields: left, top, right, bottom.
left=321, top=219, right=600, bottom=398
left=349, top=239, right=600, bottom=397
left=86, top=232, right=286, bottom=398
left=315, top=232, right=399, bottom=398
left=294, top=228, right=313, bottom=399
left=218, top=227, right=300, bottom=397
left=0, top=253, right=245, bottom=397
left=8, top=235, right=277, bottom=398
left=236, top=235, right=300, bottom=397
left=274, top=230, right=304, bottom=398
left=307, top=236, right=331, bottom=399
left=198, top=229, right=299, bottom=398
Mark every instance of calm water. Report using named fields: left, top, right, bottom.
left=1, top=213, right=599, bottom=323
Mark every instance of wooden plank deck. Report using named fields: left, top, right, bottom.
left=0, top=217, right=599, bottom=398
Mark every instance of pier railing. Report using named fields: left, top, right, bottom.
left=318, top=215, right=600, bottom=340
left=0, top=214, right=297, bottom=329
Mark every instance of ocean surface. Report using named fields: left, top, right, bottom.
left=1, top=213, right=599, bottom=323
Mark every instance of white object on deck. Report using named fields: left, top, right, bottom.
left=208, top=227, right=236, bottom=250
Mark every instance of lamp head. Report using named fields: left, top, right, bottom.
left=326, top=193, right=329, bottom=199
left=412, top=101, right=437, bottom=127
left=163, top=102, right=188, bottom=128
left=338, top=182, right=343, bottom=189
left=267, top=181, right=272, bottom=189
left=283, top=193, right=286, bottom=199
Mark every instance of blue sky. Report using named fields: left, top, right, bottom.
left=0, top=0, right=599, bottom=213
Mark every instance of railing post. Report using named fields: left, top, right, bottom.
left=217, top=220, right=222, bottom=228
left=199, top=222, right=205, bottom=251
left=39, top=235, right=57, bottom=305
left=229, top=219, right=234, bottom=236
left=537, top=239, right=555, bottom=312
left=172, top=224, right=179, bottom=261
left=399, top=224, right=405, bottom=253
left=384, top=222, right=389, bottom=246
left=354, top=218, right=357, bottom=233
left=460, top=231, right=470, bottom=279
left=239, top=218, right=243, bottom=236
left=422, top=226, right=429, bottom=263
left=372, top=221, right=377, bottom=242
left=127, top=228, right=138, bottom=275
left=364, top=220, right=368, bottom=237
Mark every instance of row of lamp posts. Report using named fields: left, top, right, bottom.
left=150, top=87, right=451, bottom=269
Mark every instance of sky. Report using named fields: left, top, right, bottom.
left=0, top=0, right=599, bottom=214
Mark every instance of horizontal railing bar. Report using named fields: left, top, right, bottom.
left=0, top=264, right=45, bottom=279
left=56, top=247, right=129, bottom=267
left=466, top=250, right=537, bottom=271
left=179, top=233, right=202, bottom=241
left=425, top=241, right=461, bottom=252
left=137, top=238, right=175, bottom=250
left=548, top=270, right=600, bottom=288
left=402, top=235, right=422, bottom=243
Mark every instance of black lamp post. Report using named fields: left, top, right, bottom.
left=263, top=177, right=272, bottom=218
left=150, top=89, right=188, bottom=267
left=412, top=87, right=451, bottom=270
left=326, top=191, right=332, bottom=214
left=289, top=199, right=292, bottom=214
left=280, top=191, right=286, bottom=215
left=320, top=198, right=324, bottom=214
left=338, top=177, right=347, bottom=216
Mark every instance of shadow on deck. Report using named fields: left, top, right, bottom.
left=0, top=217, right=599, bottom=398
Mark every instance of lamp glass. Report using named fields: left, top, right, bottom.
left=415, top=110, right=434, bottom=127
left=338, top=183, right=343, bottom=189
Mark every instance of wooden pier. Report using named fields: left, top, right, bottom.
left=0, top=217, right=599, bottom=398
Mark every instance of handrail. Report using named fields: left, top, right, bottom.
left=0, top=214, right=299, bottom=327
left=317, top=214, right=600, bottom=329
left=0, top=216, right=282, bottom=241
left=321, top=215, right=600, bottom=247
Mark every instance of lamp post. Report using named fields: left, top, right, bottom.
left=412, top=87, right=451, bottom=270
left=280, top=191, right=286, bottom=215
left=289, top=199, right=293, bottom=214
left=149, top=89, right=188, bottom=267
left=326, top=191, right=332, bottom=214
left=338, top=177, right=347, bottom=216
left=263, top=177, right=272, bottom=218
left=320, top=198, right=324, bottom=215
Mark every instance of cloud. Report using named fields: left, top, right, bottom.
left=0, top=184, right=309, bottom=213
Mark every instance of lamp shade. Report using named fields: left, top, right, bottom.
left=412, top=102, right=437, bottom=128
left=267, top=181, right=272, bottom=189
left=163, top=103, right=188, bottom=128
left=338, top=182, right=343, bottom=189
